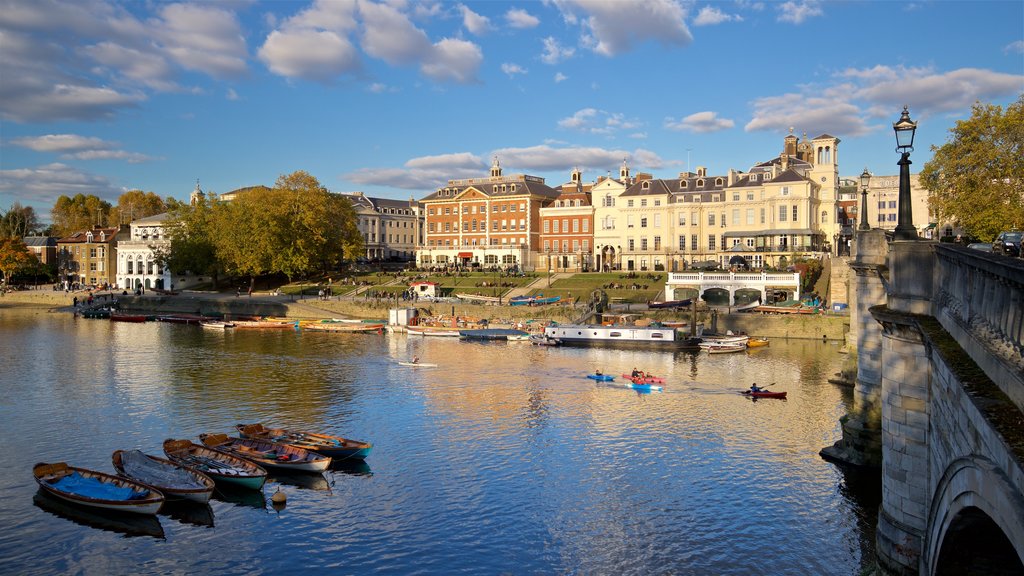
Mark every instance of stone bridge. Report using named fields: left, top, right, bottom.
left=664, top=271, right=801, bottom=304
left=822, top=230, right=1024, bottom=575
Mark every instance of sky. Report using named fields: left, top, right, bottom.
left=1, top=0, right=1022, bottom=223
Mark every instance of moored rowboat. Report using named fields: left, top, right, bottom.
left=162, top=438, right=267, bottom=490
left=236, top=423, right=372, bottom=461
left=33, top=462, right=165, bottom=515
left=199, top=433, right=331, bottom=473
left=112, top=449, right=215, bottom=504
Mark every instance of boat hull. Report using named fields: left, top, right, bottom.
left=587, top=374, right=615, bottom=381
left=33, top=462, right=165, bottom=515
left=200, top=433, right=332, bottom=472
left=741, top=391, right=787, bottom=399
left=162, top=439, right=267, bottom=490
left=112, top=450, right=215, bottom=504
left=236, top=423, right=372, bottom=461
left=544, top=324, right=698, bottom=349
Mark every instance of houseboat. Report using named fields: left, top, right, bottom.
left=543, top=323, right=703, bottom=349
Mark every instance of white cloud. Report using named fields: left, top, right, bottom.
left=82, top=41, right=179, bottom=91
left=1004, top=40, right=1024, bottom=55
left=422, top=38, right=482, bottom=84
left=552, top=0, right=692, bottom=56
left=557, top=108, right=642, bottom=135
left=541, top=37, right=574, bottom=65
left=664, top=111, right=735, bottom=133
left=156, top=3, right=249, bottom=78
left=693, top=6, right=742, bottom=26
left=505, top=8, right=540, bottom=29
left=405, top=152, right=484, bottom=170
left=259, top=29, right=361, bottom=82
left=493, top=145, right=666, bottom=171
left=226, top=88, right=240, bottom=100
left=501, top=63, right=527, bottom=77
left=745, top=93, right=873, bottom=136
left=0, top=162, right=122, bottom=209
left=554, top=72, right=568, bottom=83
left=344, top=152, right=485, bottom=189
left=459, top=4, right=491, bottom=35
left=11, top=134, right=114, bottom=153
left=777, top=1, right=823, bottom=24
left=63, top=150, right=152, bottom=163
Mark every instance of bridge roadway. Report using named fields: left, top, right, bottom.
left=825, top=231, right=1024, bottom=575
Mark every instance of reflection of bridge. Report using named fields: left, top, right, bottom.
left=664, top=271, right=801, bottom=304
left=821, top=230, right=1024, bottom=575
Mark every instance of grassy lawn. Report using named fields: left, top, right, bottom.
left=519, top=272, right=667, bottom=304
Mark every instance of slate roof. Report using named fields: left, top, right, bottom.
left=23, top=236, right=56, bottom=247
left=420, top=179, right=560, bottom=202
left=57, top=227, right=121, bottom=244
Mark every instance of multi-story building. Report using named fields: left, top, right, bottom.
left=57, top=226, right=127, bottom=289
left=23, top=236, right=57, bottom=266
left=116, top=212, right=170, bottom=291
left=592, top=161, right=633, bottom=271
left=339, top=192, right=422, bottom=263
left=417, top=157, right=560, bottom=270
left=539, top=167, right=595, bottom=273
left=863, top=173, right=931, bottom=235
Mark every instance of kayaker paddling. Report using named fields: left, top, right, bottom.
left=750, top=383, right=763, bottom=393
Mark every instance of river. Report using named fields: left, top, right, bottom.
left=0, top=308, right=878, bottom=575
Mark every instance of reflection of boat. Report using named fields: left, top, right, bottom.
left=33, top=490, right=166, bottom=539
left=270, top=472, right=331, bottom=491
left=646, top=299, right=692, bottom=309
left=210, top=486, right=267, bottom=510
left=199, top=433, right=331, bottom=473
left=161, top=501, right=215, bottom=527
left=236, top=423, right=372, bottom=461
left=81, top=308, right=112, bottom=319
left=33, top=462, right=165, bottom=515
left=112, top=449, right=215, bottom=504
left=624, top=381, right=663, bottom=392
left=163, top=439, right=267, bottom=490
left=741, top=390, right=788, bottom=399
left=110, top=313, right=147, bottom=322
left=156, top=314, right=206, bottom=324
left=330, top=460, right=373, bottom=476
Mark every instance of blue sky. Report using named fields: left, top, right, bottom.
left=1, top=0, right=1022, bottom=222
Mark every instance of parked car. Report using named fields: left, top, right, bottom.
left=967, top=242, right=992, bottom=251
left=992, top=231, right=1022, bottom=257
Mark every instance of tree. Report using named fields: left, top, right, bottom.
left=51, top=194, right=113, bottom=237
left=113, top=190, right=168, bottom=225
left=0, top=203, right=41, bottom=238
left=921, top=96, right=1024, bottom=240
left=159, top=196, right=221, bottom=286
left=0, top=236, right=36, bottom=285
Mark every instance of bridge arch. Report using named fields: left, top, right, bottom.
left=927, top=455, right=1024, bottom=575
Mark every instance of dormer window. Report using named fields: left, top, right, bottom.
left=86, top=233, right=93, bottom=242
left=680, top=181, right=687, bottom=189
left=715, top=178, right=724, bottom=186
left=751, top=174, right=759, bottom=181
left=641, top=181, right=650, bottom=190
left=697, top=179, right=705, bottom=188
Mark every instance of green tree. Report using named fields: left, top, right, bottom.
left=0, top=236, right=36, bottom=285
left=159, top=196, right=221, bottom=286
left=51, top=194, right=113, bottom=237
left=0, top=203, right=41, bottom=238
left=921, top=96, right=1024, bottom=240
left=113, top=190, right=168, bottom=225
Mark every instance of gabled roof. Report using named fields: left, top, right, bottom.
left=622, top=179, right=674, bottom=197
left=57, top=227, right=121, bottom=244
left=132, top=212, right=168, bottom=225
left=813, top=133, right=838, bottom=140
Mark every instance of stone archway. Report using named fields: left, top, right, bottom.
left=601, top=246, right=617, bottom=272
left=702, top=287, right=730, bottom=306
left=927, top=456, right=1024, bottom=575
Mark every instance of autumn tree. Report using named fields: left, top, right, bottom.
left=113, top=190, right=168, bottom=225
left=0, top=236, right=36, bottom=285
left=0, top=203, right=41, bottom=238
left=921, top=96, right=1024, bottom=240
left=51, top=194, right=113, bottom=237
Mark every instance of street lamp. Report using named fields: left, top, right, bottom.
left=858, top=167, right=872, bottom=231
left=546, top=247, right=551, bottom=288
left=893, top=106, right=918, bottom=240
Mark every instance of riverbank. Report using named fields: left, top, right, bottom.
left=1, top=288, right=849, bottom=341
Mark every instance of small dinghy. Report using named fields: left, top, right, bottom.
left=33, top=462, right=165, bottom=515
left=112, top=450, right=215, bottom=504
left=236, top=423, right=372, bottom=461
left=587, top=374, right=615, bottom=381
left=200, top=433, right=331, bottom=473
left=162, top=439, right=267, bottom=490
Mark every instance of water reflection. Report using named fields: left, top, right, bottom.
left=270, top=473, right=332, bottom=492
left=32, top=491, right=166, bottom=540
left=2, top=310, right=877, bottom=575
left=162, top=501, right=215, bottom=528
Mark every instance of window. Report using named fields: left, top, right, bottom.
left=654, top=214, right=661, bottom=228
left=654, top=199, right=661, bottom=206
left=628, top=199, right=634, bottom=207
left=493, top=204, right=499, bottom=213
left=472, top=220, right=478, bottom=231
left=781, top=186, right=790, bottom=196
left=501, top=205, right=507, bottom=212
left=429, top=208, right=435, bottom=215
left=720, top=213, right=726, bottom=228
left=583, top=220, right=589, bottom=232
left=733, top=193, right=740, bottom=201
left=562, top=219, right=568, bottom=233
left=572, top=239, right=579, bottom=251
left=627, top=215, right=634, bottom=228
left=552, top=220, right=559, bottom=233
left=604, top=194, right=614, bottom=207
left=746, top=208, right=755, bottom=225
left=691, top=212, right=697, bottom=226
left=760, top=208, right=766, bottom=224
left=641, top=217, right=648, bottom=228
left=429, top=223, right=436, bottom=232
left=708, top=213, right=716, bottom=226
left=708, top=235, right=716, bottom=251
left=640, top=199, right=647, bottom=207
left=691, top=234, right=697, bottom=249
left=544, top=240, right=550, bottom=251
left=519, top=219, right=525, bottom=230
left=680, top=180, right=687, bottom=189
left=716, top=178, right=724, bottom=186
left=678, top=235, right=686, bottom=250
left=779, top=206, right=787, bottom=222
left=445, top=222, right=452, bottom=232
left=888, top=201, right=897, bottom=209
left=492, top=221, right=499, bottom=231
left=697, top=179, right=705, bottom=187
left=511, top=204, right=517, bottom=212
left=732, top=209, right=740, bottom=225
left=653, top=236, right=661, bottom=251
left=678, top=213, right=686, bottom=225
left=747, top=193, right=754, bottom=201
left=628, top=238, right=635, bottom=251
left=544, top=220, right=550, bottom=233
left=562, top=240, right=568, bottom=252
left=572, top=219, right=579, bottom=233
left=463, top=222, right=469, bottom=232
left=792, top=206, right=798, bottom=222
left=445, top=207, right=451, bottom=215
left=583, top=240, right=589, bottom=251
left=641, top=237, right=648, bottom=251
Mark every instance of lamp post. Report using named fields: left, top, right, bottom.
left=858, top=167, right=872, bottom=231
left=893, top=106, right=918, bottom=240
left=546, top=247, right=551, bottom=288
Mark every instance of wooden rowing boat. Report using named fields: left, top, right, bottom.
left=200, top=320, right=235, bottom=329
left=32, top=490, right=166, bottom=538
left=304, top=322, right=384, bottom=333
left=406, top=325, right=461, bottom=337
left=232, top=319, right=297, bottom=329
left=162, top=438, right=267, bottom=490
left=746, top=337, right=769, bottom=348
left=33, top=462, right=165, bottom=515
left=704, top=343, right=747, bottom=354
left=236, top=423, right=372, bottom=461
left=199, top=433, right=331, bottom=473
left=112, top=449, right=215, bottom=504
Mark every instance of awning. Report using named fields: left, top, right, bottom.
left=457, top=252, right=473, bottom=258
left=924, top=223, right=937, bottom=229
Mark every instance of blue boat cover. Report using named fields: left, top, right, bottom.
left=53, top=472, right=149, bottom=500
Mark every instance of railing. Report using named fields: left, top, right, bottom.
left=933, top=245, right=1024, bottom=408
left=667, top=271, right=801, bottom=287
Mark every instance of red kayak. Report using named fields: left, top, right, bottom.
left=621, top=374, right=666, bottom=384
left=741, top=390, right=787, bottom=399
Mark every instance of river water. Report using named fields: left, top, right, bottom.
left=0, top=308, right=879, bottom=575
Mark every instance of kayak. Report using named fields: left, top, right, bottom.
left=625, top=382, right=663, bottom=392
left=621, top=374, right=666, bottom=384
left=587, top=374, right=615, bottom=381
left=741, top=390, right=787, bottom=399
left=399, top=362, right=437, bottom=367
